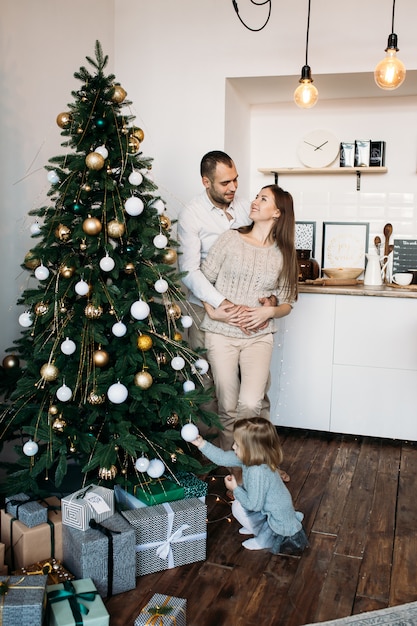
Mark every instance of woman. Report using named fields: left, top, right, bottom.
left=201, top=184, right=298, bottom=451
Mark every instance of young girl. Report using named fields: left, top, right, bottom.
left=192, top=417, right=308, bottom=554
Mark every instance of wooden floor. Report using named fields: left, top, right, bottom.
left=105, top=428, right=417, bottom=625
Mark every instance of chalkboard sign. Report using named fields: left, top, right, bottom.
left=392, top=239, right=417, bottom=273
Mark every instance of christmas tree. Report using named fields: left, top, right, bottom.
left=0, top=41, right=217, bottom=496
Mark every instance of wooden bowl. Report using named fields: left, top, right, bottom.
left=322, top=267, right=363, bottom=280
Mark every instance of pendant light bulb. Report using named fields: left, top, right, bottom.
left=294, top=65, right=319, bottom=109
left=374, top=34, right=406, bottom=90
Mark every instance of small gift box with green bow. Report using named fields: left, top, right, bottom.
left=135, top=593, right=186, bottom=626
left=46, top=577, right=109, bottom=626
left=0, top=574, right=47, bottom=625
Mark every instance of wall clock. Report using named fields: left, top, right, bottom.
left=297, top=130, right=340, bottom=168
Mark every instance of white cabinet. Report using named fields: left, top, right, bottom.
left=271, top=292, right=417, bottom=441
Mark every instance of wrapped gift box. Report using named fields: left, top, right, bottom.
left=62, top=512, right=136, bottom=597
left=61, top=485, right=114, bottom=531
left=14, top=557, right=75, bottom=585
left=176, top=471, right=208, bottom=502
left=135, top=593, right=186, bottom=626
left=5, top=493, right=48, bottom=528
left=114, top=484, right=146, bottom=511
left=0, top=574, right=47, bottom=625
left=1, top=497, right=63, bottom=570
left=122, top=497, right=207, bottom=576
left=47, top=577, right=109, bottom=626
left=133, top=477, right=185, bottom=505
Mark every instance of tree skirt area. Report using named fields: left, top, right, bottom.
left=305, top=602, right=417, bottom=625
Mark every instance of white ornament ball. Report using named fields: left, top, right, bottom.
left=30, top=222, right=41, bottom=235
left=153, top=233, right=168, bottom=249
left=61, top=338, right=76, bottom=355
left=135, top=456, right=150, bottom=472
left=129, top=170, right=143, bottom=186
left=181, top=315, right=193, bottom=329
left=112, top=321, right=127, bottom=337
left=125, top=197, right=144, bottom=216
left=107, top=382, right=128, bottom=404
left=99, top=255, right=115, bottom=272
left=95, top=145, right=109, bottom=159
left=152, top=199, right=165, bottom=215
left=47, top=170, right=59, bottom=184
left=181, top=423, right=199, bottom=442
left=75, top=280, right=90, bottom=296
left=35, top=264, right=50, bottom=280
left=18, top=312, right=33, bottom=328
left=183, top=380, right=196, bottom=393
left=130, top=300, right=150, bottom=320
left=194, top=358, right=209, bottom=375
left=154, top=278, right=169, bottom=294
left=147, top=458, right=165, bottom=479
left=171, top=356, right=185, bottom=371
left=56, top=384, right=72, bottom=402
left=23, top=440, right=39, bottom=456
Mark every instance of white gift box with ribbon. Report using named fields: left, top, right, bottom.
left=121, top=498, right=207, bottom=576
left=61, top=485, right=114, bottom=531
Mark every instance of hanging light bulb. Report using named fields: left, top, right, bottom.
left=294, top=0, right=318, bottom=109
left=374, top=0, right=405, bottom=90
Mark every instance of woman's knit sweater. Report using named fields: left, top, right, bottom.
left=200, top=229, right=293, bottom=338
left=201, top=440, right=303, bottom=538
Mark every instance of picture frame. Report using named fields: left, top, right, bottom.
left=322, top=221, right=369, bottom=269
left=295, top=221, right=316, bottom=255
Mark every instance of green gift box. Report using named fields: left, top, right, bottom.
left=47, top=577, right=109, bottom=626
left=176, top=471, right=208, bottom=501
left=133, top=477, right=185, bottom=505
left=0, top=574, right=47, bottom=625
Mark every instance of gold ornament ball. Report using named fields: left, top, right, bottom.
left=59, top=264, right=75, bottom=279
left=55, top=224, right=71, bottom=242
left=24, top=251, right=40, bottom=270
left=93, top=349, right=110, bottom=367
left=34, top=302, right=49, bottom=316
left=85, top=303, right=103, bottom=319
left=98, top=465, right=118, bottom=480
left=170, top=453, right=177, bottom=463
left=167, top=412, right=179, bottom=426
left=56, top=112, right=72, bottom=128
left=52, top=417, right=67, bottom=432
left=167, top=303, right=182, bottom=320
left=2, top=355, right=20, bottom=369
left=82, top=216, right=102, bottom=236
left=124, top=262, right=135, bottom=274
left=160, top=215, right=171, bottom=230
left=127, top=136, right=141, bottom=155
left=132, top=127, right=145, bottom=142
left=48, top=405, right=59, bottom=416
left=85, top=152, right=105, bottom=171
left=162, top=248, right=177, bottom=265
left=40, top=363, right=59, bottom=381
left=156, top=352, right=167, bottom=366
left=111, top=85, right=127, bottom=103
left=137, top=334, right=153, bottom=351
left=134, top=370, right=153, bottom=389
left=173, top=331, right=183, bottom=342
left=87, top=391, right=106, bottom=405
left=107, top=220, right=125, bottom=238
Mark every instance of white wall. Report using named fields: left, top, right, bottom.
left=2, top=0, right=417, bottom=355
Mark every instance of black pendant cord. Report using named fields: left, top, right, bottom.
left=391, top=0, right=396, bottom=33
left=305, top=0, right=311, bottom=66
left=232, top=0, right=272, bottom=32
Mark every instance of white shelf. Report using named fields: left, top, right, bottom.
left=258, top=167, right=387, bottom=175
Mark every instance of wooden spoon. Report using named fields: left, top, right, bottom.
left=383, top=223, right=393, bottom=258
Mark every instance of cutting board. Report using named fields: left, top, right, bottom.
left=304, top=278, right=362, bottom=286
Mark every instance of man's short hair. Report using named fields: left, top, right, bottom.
left=200, top=150, right=234, bottom=179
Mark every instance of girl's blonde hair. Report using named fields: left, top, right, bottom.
left=233, top=417, right=284, bottom=471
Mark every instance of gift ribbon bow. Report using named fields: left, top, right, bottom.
left=141, top=596, right=179, bottom=626
left=47, top=579, right=99, bottom=626
left=0, top=576, right=45, bottom=626
left=89, top=519, right=121, bottom=597
left=156, top=524, right=190, bottom=560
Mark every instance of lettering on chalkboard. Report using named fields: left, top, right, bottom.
left=392, top=239, right=417, bottom=273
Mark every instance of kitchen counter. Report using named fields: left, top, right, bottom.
left=299, top=282, right=417, bottom=298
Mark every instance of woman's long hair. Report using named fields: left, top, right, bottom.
left=234, top=417, right=284, bottom=471
left=238, top=185, right=298, bottom=302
